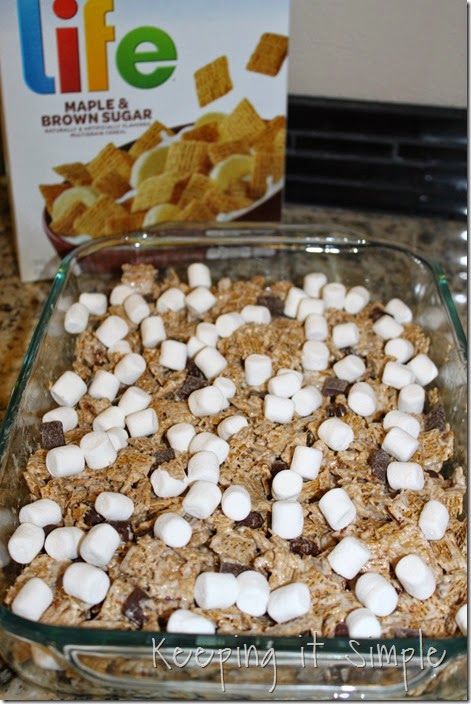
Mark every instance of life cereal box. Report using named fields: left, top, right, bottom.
left=0, top=0, right=290, bottom=281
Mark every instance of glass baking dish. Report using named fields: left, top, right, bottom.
left=0, top=225, right=466, bottom=700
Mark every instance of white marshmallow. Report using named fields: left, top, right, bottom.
left=93, top=406, right=126, bottom=432
left=346, top=608, right=381, bottom=638
left=50, top=371, right=87, bottom=407
left=95, top=315, right=129, bottom=348
left=80, top=431, right=117, bottom=470
left=327, top=536, right=371, bottom=579
left=182, top=481, right=221, bottom=519
left=272, top=469, right=303, bottom=500
left=215, top=312, right=244, bottom=338
left=62, top=562, right=110, bottom=605
left=186, top=287, right=216, bottom=316
left=126, top=408, right=158, bottom=437
left=88, top=370, right=120, bottom=402
left=382, top=361, right=415, bottom=390
left=79, top=292, right=107, bottom=316
left=333, top=355, right=365, bottom=383
left=304, top=272, right=327, bottom=297
left=355, top=573, right=398, bottom=617
left=194, top=572, right=238, bottom=609
left=79, top=523, right=121, bottom=567
left=217, top=415, right=248, bottom=441
left=167, top=609, right=215, bottom=635
left=271, top=500, right=304, bottom=539
left=141, top=316, right=166, bottom=348
left=19, top=499, right=62, bottom=528
left=151, top=468, right=187, bottom=498
left=387, top=461, right=424, bottom=491
left=373, top=315, right=404, bottom=340
left=419, top=499, right=449, bottom=541
left=344, top=286, right=370, bottom=314
left=188, top=386, right=226, bottom=417
left=154, top=512, right=192, bottom=548
left=110, top=284, right=133, bottom=306
left=189, top=432, right=229, bottom=463
left=302, top=340, right=329, bottom=371
left=44, top=527, right=83, bottom=561
left=290, top=445, right=323, bottom=480
left=64, top=303, right=89, bottom=334
left=455, top=604, right=467, bottom=635
left=187, top=335, right=205, bottom=358
left=11, top=578, right=53, bottom=621
left=319, top=488, right=356, bottom=530
left=318, top=417, right=354, bottom=451
left=8, top=523, right=44, bottom=564
left=114, top=353, right=146, bottom=385
left=383, top=410, right=420, bottom=438
left=107, top=427, right=129, bottom=451
left=221, top=485, right=252, bottom=521
left=284, top=286, right=307, bottom=318
left=398, top=384, right=426, bottom=414
left=297, top=298, right=325, bottom=322
left=108, top=339, right=132, bottom=357
left=292, top=386, right=323, bottom=417
left=213, top=376, right=236, bottom=399
left=160, top=340, right=187, bottom=372
left=95, top=492, right=134, bottom=521
left=166, top=423, right=196, bottom=452
left=42, top=406, right=78, bottom=432
left=407, top=354, right=438, bottom=386
left=305, top=314, right=328, bottom=341
left=236, top=571, right=270, bottom=617
left=194, top=347, right=227, bottom=379
left=385, top=298, right=413, bottom=324
left=31, top=646, right=63, bottom=671
left=245, top=354, right=272, bottom=386
left=187, top=451, right=220, bottom=484
left=46, top=445, right=85, bottom=478
left=268, top=372, right=302, bottom=398
left=332, top=322, right=360, bottom=349
left=196, top=322, right=219, bottom=347
left=267, top=582, right=311, bottom=624
left=241, top=305, right=271, bottom=325
left=118, top=386, right=151, bottom=416
left=384, top=338, right=415, bottom=363
left=322, top=282, right=346, bottom=309
left=188, top=262, right=211, bottom=289
left=156, top=287, right=186, bottom=314
left=278, top=368, right=304, bottom=383
left=382, top=427, right=418, bottom=462
left=264, top=395, right=294, bottom=424
left=395, top=554, right=436, bottom=600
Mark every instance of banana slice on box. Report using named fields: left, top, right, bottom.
left=51, top=186, right=98, bottom=220
left=130, top=145, right=170, bottom=189
left=209, top=155, right=254, bottom=192
left=143, top=204, right=182, bottom=227
left=195, top=112, right=226, bottom=127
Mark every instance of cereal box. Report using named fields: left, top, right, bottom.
left=0, top=0, right=290, bottom=281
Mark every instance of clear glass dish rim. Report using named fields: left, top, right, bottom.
left=0, top=223, right=466, bottom=657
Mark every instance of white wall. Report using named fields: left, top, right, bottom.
left=289, top=0, right=466, bottom=107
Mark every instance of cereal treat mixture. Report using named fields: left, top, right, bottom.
left=5, top=263, right=467, bottom=640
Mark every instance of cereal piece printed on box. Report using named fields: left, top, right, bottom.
left=246, top=32, right=288, bottom=76
left=208, top=137, right=250, bottom=165
left=39, top=183, right=71, bottom=215
left=132, top=173, right=190, bottom=212
left=180, top=199, right=215, bottom=222
left=194, top=56, right=233, bottom=107
left=53, top=162, right=92, bottom=186
left=129, top=121, right=174, bottom=160
left=249, top=151, right=273, bottom=199
left=104, top=212, right=146, bottom=235
left=87, top=143, right=133, bottom=182
left=164, top=140, right=209, bottom=176
left=219, top=98, right=266, bottom=142
left=74, top=195, right=127, bottom=238
left=92, top=170, right=130, bottom=200
left=182, top=122, right=220, bottom=143
left=178, top=173, right=215, bottom=209
left=50, top=200, right=87, bottom=235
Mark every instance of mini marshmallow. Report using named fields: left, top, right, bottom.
left=64, top=302, right=89, bottom=334
left=189, top=432, right=229, bottom=463
left=186, top=287, right=216, bottom=316
left=217, top=415, right=248, bottom=441
left=319, top=487, right=356, bottom=530
left=188, top=262, right=211, bottom=289
left=328, top=536, right=371, bottom=579
left=382, top=427, right=418, bottom=462
left=384, top=338, right=415, bottom=363
left=196, top=322, right=219, bottom=347
left=304, top=272, right=327, bottom=297
left=19, top=499, right=62, bottom=528
left=124, top=293, right=151, bottom=325
left=355, top=573, right=398, bottom=617
left=267, top=582, right=311, bottom=624
left=42, top=406, right=78, bottom=432
left=304, top=314, right=328, bottom=341
left=333, top=355, right=365, bottom=383
left=215, top=312, right=244, bottom=338
left=194, top=347, right=227, bottom=379
left=141, top=316, right=166, bottom=348
left=46, top=445, right=85, bottom=478
left=387, top=461, right=424, bottom=491
left=187, top=451, right=220, bottom=484
left=221, top=485, right=252, bottom=521
left=95, top=492, right=134, bottom=521
left=383, top=410, right=420, bottom=438
left=79, top=523, right=121, bottom=567
left=318, top=417, right=354, bottom=451
left=213, top=376, right=236, bottom=399
left=385, top=298, right=413, bottom=324
left=154, top=512, right=192, bottom=548
left=166, top=423, right=196, bottom=452
left=88, top=370, right=120, bottom=402
left=236, top=571, right=270, bottom=617
left=110, top=284, right=133, bottom=306
left=62, top=562, right=110, bottom=605
left=160, top=340, right=187, bottom=372
left=332, top=322, right=360, bottom=349
left=419, top=499, right=449, bottom=541
left=11, top=577, right=53, bottom=621
left=118, top=386, right=151, bottom=416
left=151, top=468, right=187, bottom=498
left=271, top=500, right=304, bottom=539
left=187, top=335, right=205, bottom=358
left=272, top=469, right=303, bottom=500
left=322, top=282, right=346, bottom=309
left=373, top=315, right=404, bottom=340
left=241, top=304, right=271, bottom=325
left=156, top=287, right=186, bottom=313
left=302, top=340, right=329, bottom=371
left=264, top=395, right=294, bottom=424
left=126, top=408, right=158, bottom=437
left=114, top=353, right=146, bottom=385
left=455, top=604, right=467, bottom=635
left=108, top=339, right=132, bottom=357
left=188, top=386, right=226, bottom=417
left=79, top=292, right=107, bottom=316
left=245, top=354, right=272, bottom=386
left=167, top=609, right=215, bottom=635
left=292, top=386, right=323, bottom=417
left=45, top=527, right=84, bottom=561
left=344, top=286, right=370, bottom=314
left=8, top=523, right=44, bottom=564
left=95, top=315, right=129, bottom=348
left=284, top=286, right=307, bottom=318
left=93, top=406, right=126, bottom=432
left=382, top=361, right=415, bottom=390
left=398, top=384, right=426, bottom=414
left=194, top=572, right=238, bottom=609
left=50, top=371, right=87, bottom=407
left=290, top=445, right=323, bottom=480
left=297, top=297, right=325, bottom=322
left=107, top=427, right=129, bottom=451
left=346, top=608, right=381, bottom=639
left=407, top=354, right=438, bottom=386
left=395, top=554, right=436, bottom=600
left=278, top=368, right=304, bottom=382
left=268, top=371, right=302, bottom=398
left=182, top=480, right=222, bottom=519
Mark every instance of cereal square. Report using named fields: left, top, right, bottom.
left=246, top=32, right=288, bottom=76
left=194, top=56, right=233, bottom=107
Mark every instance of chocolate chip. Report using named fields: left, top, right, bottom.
left=40, top=421, right=65, bottom=450
left=306, top=431, right=315, bottom=447
left=87, top=602, right=103, bottom=620
left=425, top=468, right=440, bottom=478
left=334, top=622, right=349, bottom=637
left=143, top=293, right=154, bottom=303
left=236, top=511, right=264, bottom=529
left=186, top=359, right=205, bottom=378
left=152, top=447, right=176, bottom=467
left=122, top=586, right=149, bottom=629
left=369, top=306, right=385, bottom=322
left=176, top=375, right=208, bottom=401
left=368, top=449, right=391, bottom=482
left=256, top=294, right=285, bottom=317
left=219, top=562, right=249, bottom=576
left=425, top=404, right=446, bottom=432
left=289, top=537, right=319, bottom=556
left=342, top=347, right=354, bottom=356
left=327, top=402, right=347, bottom=418
left=110, top=521, right=134, bottom=542
left=322, top=377, right=349, bottom=397
left=83, top=508, right=104, bottom=527
left=270, top=459, right=289, bottom=476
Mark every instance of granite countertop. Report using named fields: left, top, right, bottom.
left=0, top=178, right=467, bottom=699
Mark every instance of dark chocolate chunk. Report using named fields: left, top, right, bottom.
left=327, top=402, right=347, bottom=418
left=219, top=562, right=249, bottom=576
left=322, top=377, right=349, bottom=397
left=143, top=293, right=155, bottom=303
left=369, top=306, right=385, bottom=322
left=40, top=420, right=65, bottom=450
left=306, top=431, right=315, bottom=447
left=186, top=359, right=205, bottom=378
left=122, top=586, right=149, bottom=629
left=289, top=537, right=319, bottom=557
left=368, top=448, right=391, bottom=482
left=256, top=293, right=285, bottom=317
left=425, top=468, right=440, bottom=478
left=83, top=508, right=104, bottom=527
left=236, top=511, right=264, bottom=529
left=425, top=404, right=446, bottom=432
left=271, top=459, right=289, bottom=476
left=110, top=520, right=134, bottom=542
left=342, top=347, right=354, bottom=356
left=334, top=622, right=349, bottom=637
left=176, top=374, right=207, bottom=401
left=152, top=447, right=176, bottom=467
